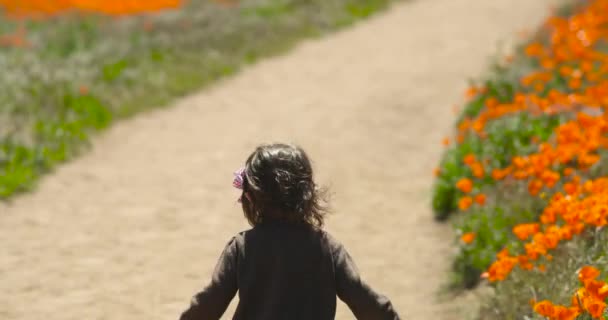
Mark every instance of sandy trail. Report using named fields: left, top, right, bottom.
left=1, top=0, right=558, bottom=319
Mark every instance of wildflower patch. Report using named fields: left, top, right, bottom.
left=435, top=0, right=608, bottom=318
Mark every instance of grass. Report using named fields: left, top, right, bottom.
left=0, top=0, right=400, bottom=199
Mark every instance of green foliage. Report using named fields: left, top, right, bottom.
left=0, top=142, right=36, bottom=197
left=346, top=2, right=379, bottom=18
left=335, top=0, right=391, bottom=26
left=102, top=59, right=129, bottom=83
left=0, top=88, right=111, bottom=198
left=241, top=1, right=293, bottom=18
left=452, top=189, right=546, bottom=289
left=432, top=40, right=572, bottom=220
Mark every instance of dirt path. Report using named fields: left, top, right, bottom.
left=1, top=0, right=558, bottom=319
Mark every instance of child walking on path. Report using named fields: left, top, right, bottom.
left=179, top=143, right=401, bottom=320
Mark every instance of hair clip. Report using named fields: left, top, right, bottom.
left=233, top=167, right=245, bottom=190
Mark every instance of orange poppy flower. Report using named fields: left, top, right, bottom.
left=433, top=167, right=441, bottom=177
left=579, top=266, right=601, bottom=283
left=491, top=168, right=510, bottom=180
left=456, top=178, right=473, bottom=193
left=474, top=193, right=486, bottom=205
left=465, top=87, right=478, bottom=98
left=528, top=179, right=543, bottom=196
left=461, top=232, right=475, bottom=244
left=463, top=154, right=476, bottom=165
left=512, top=223, right=540, bottom=240
left=552, top=305, right=579, bottom=320
left=525, top=43, right=545, bottom=57
left=458, top=196, right=473, bottom=211
left=534, top=300, right=556, bottom=317
left=471, top=162, right=485, bottom=178
left=585, top=299, right=606, bottom=318
left=456, top=134, right=465, bottom=144
left=442, top=137, right=450, bottom=146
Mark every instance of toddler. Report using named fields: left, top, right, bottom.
left=179, top=143, right=400, bottom=320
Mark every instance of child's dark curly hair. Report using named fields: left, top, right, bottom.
left=240, top=143, right=329, bottom=228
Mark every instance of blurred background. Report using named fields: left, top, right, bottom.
left=0, top=0, right=393, bottom=199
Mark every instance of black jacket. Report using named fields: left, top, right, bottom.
left=179, top=222, right=400, bottom=320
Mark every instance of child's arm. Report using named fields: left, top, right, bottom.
left=179, top=238, right=238, bottom=320
left=332, top=241, right=401, bottom=320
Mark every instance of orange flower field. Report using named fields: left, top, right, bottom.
left=436, top=0, right=608, bottom=318
left=533, top=266, right=608, bottom=320
left=0, top=0, right=182, bottom=18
